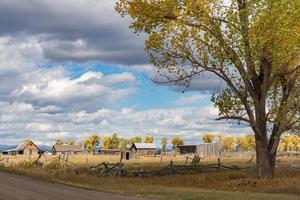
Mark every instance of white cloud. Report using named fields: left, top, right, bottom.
left=175, top=94, right=209, bottom=106
left=0, top=102, right=251, bottom=145
left=0, top=36, right=137, bottom=112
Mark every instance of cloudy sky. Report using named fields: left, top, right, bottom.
left=0, top=0, right=251, bottom=145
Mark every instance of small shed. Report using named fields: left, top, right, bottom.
left=179, top=143, right=221, bottom=157
left=2, top=141, right=43, bottom=156
left=52, top=144, right=82, bottom=155
left=130, top=143, right=157, bottom=156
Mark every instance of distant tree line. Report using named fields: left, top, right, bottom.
left=53, top=133, right=299, bottom=154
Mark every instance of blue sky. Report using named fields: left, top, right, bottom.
left=53, top=61, right=212, bottom=111
left=0, top=0, right=251, bottom=145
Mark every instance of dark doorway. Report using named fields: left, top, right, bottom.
left=126, top=152, right=130, bottom=160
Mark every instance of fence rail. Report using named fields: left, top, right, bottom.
left=90, top=160, right=256, bottom=178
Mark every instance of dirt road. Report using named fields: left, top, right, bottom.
left=0, top=171, right=145, bottom=200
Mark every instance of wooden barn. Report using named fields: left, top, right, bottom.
left=179, top=143, right=221, bottom=157
left=52, top=144, right=82, bottom=155
left=130, top=143, right=157, bottom=156
left=2, top=141, right=43, bottom=156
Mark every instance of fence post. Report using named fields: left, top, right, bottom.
left=160, top=153, right=163, bottom=166
left=185, top=156, right=188, bottom=165
left=120, top=151, right=123, bottom=164
left=168, top=160, right=173, bottom=175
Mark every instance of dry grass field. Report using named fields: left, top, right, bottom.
left=1, top=154, right=300, bottom=200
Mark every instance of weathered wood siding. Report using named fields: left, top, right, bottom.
left=22, top=143, right=40, bottom=155
left=179, top=143, right=221, bottom=157
left=196, top=143, right=220, bottom=156
left=131, top=148, right=156, bottom=155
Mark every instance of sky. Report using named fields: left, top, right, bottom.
left=0, top=0, right=252, bottom=146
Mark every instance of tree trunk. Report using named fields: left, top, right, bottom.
left=255, top=138, right=276, bottom=178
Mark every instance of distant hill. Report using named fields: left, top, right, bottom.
left=0, top=144, right=52, bottom=153
left=0, top=145, right=16, bottom=152
left=38, top=145, right=52, bottom=152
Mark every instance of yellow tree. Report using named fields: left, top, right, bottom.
left=116, top=0, right=300, bottom=178
left=222, top=136, right=235, bottom=152
left=102, top=136, right=111, bottom=149
left=144, top=136, right=154, bottom=143
left=83, top=135, right=100, bottom=154
left=202, top=133, right=214, bottom=143
left=67, top=140, right=75, bottom=145
left=245, top=134, right=255, bottom=151
left=171, top=136, right=184, bottom=153
left=119, top=138, right=131, bottom=150
left=236, top=136, right=248, bottom=151
left=110, top=133, right=120, bottom=149
left=130, top=136, right=142, bottom=143
left=294, top=135, right=300, bottom=151
left=279, top=135, right=294, bottom=152
left=55, top=139, right=63, bottom=145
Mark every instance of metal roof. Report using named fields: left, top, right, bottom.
left=1, top=148, right=17, bottom=152
left=16, top=141, right=30, bottom=150
left=179, top=142, right=219, bottom=147
left=132, top=143, right=157, bottom=149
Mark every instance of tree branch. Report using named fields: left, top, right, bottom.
left=216, top=116, right=251, bottom=123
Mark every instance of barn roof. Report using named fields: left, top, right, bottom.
left=132, top=143, right=157, bottom=149
left=16, top=141, right=40, bottom=151
left=52, top=144, right=82, bottom=152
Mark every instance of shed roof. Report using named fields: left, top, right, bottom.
left=99, top=149, right=121, bottom=152
left=52, top=144, right=82, bottom=152
left=16, top=141, right=41, bottom=151
left=2, top=148, right=17, bottom=152
left=179, top=142, right=219, bottom=147
left=132, top=143, right=157, bottom=149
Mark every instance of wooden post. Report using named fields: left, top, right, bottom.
left=185, top=156, right=188, bottom=165
left=217, top=157, right=221, bottom=169
left=160, top=153, right=163, bottom=166
left=66, top=151, right=69, bottom=163
left=168, top=160, right=173, bottom=176
left=120, top=151, right=123, bottom=164
left=197, top=156, right=201, bottom=165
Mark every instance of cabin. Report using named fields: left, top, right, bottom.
left=52, top=144, right=82, bottom=155
left=130, top=143, right=157, bottom=156
left=98, top=149, right=121, bottom=155
left=179, top=143, right=221, bottom=157
left=1, top=141, right=43, bottom=156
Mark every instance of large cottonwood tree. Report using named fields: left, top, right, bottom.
left=116, top=0, right=300, bottom=178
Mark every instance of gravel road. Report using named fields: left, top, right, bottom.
left=0, top=171, right=145, bottom=200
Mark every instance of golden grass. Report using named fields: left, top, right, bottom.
left=1, top=154, right=300, bottom=199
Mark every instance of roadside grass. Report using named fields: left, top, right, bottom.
left=0, top=155, right=299, bottom=199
